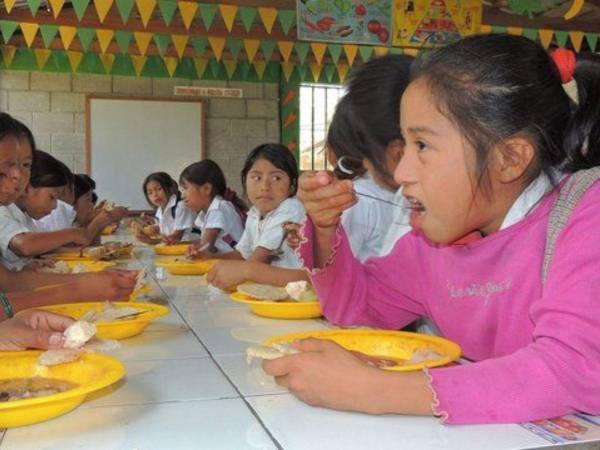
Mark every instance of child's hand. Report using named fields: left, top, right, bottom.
left=186, top=242, right=212, bottom=259
left=206, top=261, right=247, bottom=289
left=23, top=259, right=55, bottom=271
left=0, top=310, right=75, bottom=350
left=72, top=228, right=93, bottom=246
left=79, top=271, right=137, bottom=301
left=162, top=233, right=180, bottom=245
left=283, top=222, right=302, bottom=249
left=143, top=225, right=159, bottom=237
left=107, top=206, right=129, bottom=222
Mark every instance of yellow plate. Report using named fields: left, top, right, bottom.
left=153, top=243, right=189, bottom=255
left=43, top=252, right=98, bottom=262
left=101, top=225, right=117, bottom=235
left=0, top=351, right=125, bottom=428
left=63, top=261, right=116, bottom=272
left=230, top=292, right=322, bottom=319
left=156, top=258, right=217, bottom=275
left=32, top=302, right=169, bottom=340
left=264, top=329, right=461, bottom=371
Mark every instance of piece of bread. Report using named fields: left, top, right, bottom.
left=38, top=348, right=83, bottom=366
left=237, top=283, right=289, bottom=301
left=63, top=321, right=96, bottom=348
left=246, top=342, right=299, bottom=364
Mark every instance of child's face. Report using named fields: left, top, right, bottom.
left=61, top=183, right=75, bottom=205
left=75, top=191, right=94, bottom=225
left=145, top=180, right=168, bottom=208
left=181, top=179, right=212, bottom=212
left=0, top=136, right=32, bottom=206
left=23, top=186, right=60, bottom=219
left=245, top=158, right=292, bottom=215
left=396, top=79, right=494, bottom=244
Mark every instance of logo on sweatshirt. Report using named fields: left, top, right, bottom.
left=447, top=277, right=512, bottom=305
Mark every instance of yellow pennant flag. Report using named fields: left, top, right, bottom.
left=194, top=57, right=208, bottom=77
left=336, top=63, right=349, bottom=82
left=178, top=1, right=198, bottom=30
left=277, top=41, right=294, bottom=63
left=99, top=53, right=115, bottom=73
left=403, top=48, right=418, bottom=57
left=34, top=48, right=51, bottom=68
left=538, top=29, right=554, bottom=49
left=134, top=31, right=152, bottom=55
left=309, top=62, right=322, bottom=82
left=163, top=56, right=178, bottom=77
left=570, top=31, right=584, bottom=52
left=219, top=4, right=238, bottom=32
left=258, top=7, right=277, bottom=34
left=281, top=61, right=295, bottom=82
left=135, top=0, right=156, bottom=27
left=20, top=23, right=39, bottom=48
left=48, top=0, right=65, bottom=19
left=4, top=0, right=16, bottom=13
left=343, top=44, right=358, bottom=66
left=479, top=24, right=492, bottom=34
left=244, top=39, right=260, bottom=62
left=172, top=34, right=188, bottom=59
left=223, top=59, right=237, bottom=78
left=507, top=27, right=523, bottom=36
left=0, top=46, right=17, bottom=67
left=310, top=42, right=327, bottom=65
left=131, top=55, right=147, bottom=75
left=253, top=60, right=266, bottom=80
left=95, top=0, right=114, bottom=23
left=59, top=26, right=77, bottom=50
left=96, top=29, right=114, bottom=54
left=373, top=46, right=389, bottom=57
left=67, top=51, right=83, bottom=71
left=208, top=36, right=226, bottom=61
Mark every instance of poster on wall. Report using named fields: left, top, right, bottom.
left=297, top=0, right=393, bottom=45
left=392, top=0, right=481, bottom=47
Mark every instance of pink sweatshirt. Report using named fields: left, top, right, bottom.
left=297, top=179, right=600, bottom=424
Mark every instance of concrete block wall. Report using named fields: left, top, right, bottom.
left=0, top=70, right=280, bottom=193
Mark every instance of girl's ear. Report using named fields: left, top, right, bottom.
left=490, top=137, right=536, bottom=184
left=200, top=182, right=213, bottom=196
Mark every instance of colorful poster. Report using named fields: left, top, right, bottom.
left=297, top=0, right=393, bottom=46
left=392, top=0, right=481, bottom=47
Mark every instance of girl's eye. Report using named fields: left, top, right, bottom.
left=272, top=176, right=282, bottom=182
left=415, top=141, right=428, bottom=152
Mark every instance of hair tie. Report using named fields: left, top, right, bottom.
left=550, top=48, right=576, bottom=83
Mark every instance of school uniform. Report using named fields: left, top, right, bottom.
left=155, top=195, right=197, bottom=240
left=0, top=204, right=36, bottom=270
left=236, top=197, right=305, bottom=269
left=194, top=195, right=244, bottom=253
left=33, top=200, right=76, bottom=232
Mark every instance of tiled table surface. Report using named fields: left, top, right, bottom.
left=1, top=241, right=598, bottom=450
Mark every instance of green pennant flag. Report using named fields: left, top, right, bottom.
left=115, top=30, right=133, bottom=53
left=11, top=48, right=36, bottom=70
left=523, top=28, right=538, bottom=41
left=238, top=6, right=257, bottom=33
left=328, top=44, right=342, bottom=64
left=554, top=31, right=568, bottom=48
left=71, top=0, right=90, bottom=21
left=295, top=42, right=309, bottom=65
left=44, top=50, right=70, bottom=72
left=157, top=0, right=177, bottom=26
left=209, top=59, right=222, bottom=78
left=358, top=45, right=373, bottom=62
left=143, top=55, right=169, bottom=77
left=112, top=53, right=135, bottom=75
left=115, top=0, right=135, bottom=23
left=0, top=21, right=19, bottom=44
left=227, top=38, right=242, bottom=60
left=27, top=0, right=42, bottom=16
left=79, top=52, right=104, bottom=73
left=200, top=3, right=218, bottom=30
left=261, top=40, right=276, bottom=61
left=296, top=64, right=308, bottom=82
left=39, top=24, right=59, bottom=48
left=190, top=36, right=207, bottom=56
left=175, top=57, right=195, bottom=79
left=278, top=10, right=295, bottom=35
left=389, top=47, right=403, bottom=55
left=237, top=60, right=250, bottom=80
left=324, top=64, right=336, bottom=83
left=585, top=33, right=598, bottom=52
left=77, top=27, right=95, bottom=52
left=153, top=34, right=171, bottom=56
left=491, top=25, right=507, bottom=34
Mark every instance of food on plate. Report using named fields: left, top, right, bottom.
left=246, top=342, right=300, bottom=364
left=0, top=377, right=78, bottom=402
left=284, top=281, right=317, bottom=302
left=237, top=283, right=289, bottom=301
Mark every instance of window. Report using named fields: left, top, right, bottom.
left=299, top=84, right=345, bottom=171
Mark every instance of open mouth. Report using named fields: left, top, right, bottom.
left=404, top=196, right=426, bottom=213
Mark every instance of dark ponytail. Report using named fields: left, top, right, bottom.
left=29, top=150, right=69, bottom=188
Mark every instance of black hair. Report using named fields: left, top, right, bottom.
left=143, top=171, right=180, bottom=209
left=29, top=150, right=69, bottom=188
left=73, top=174, right=94, bottom=201
left=91, top=192, right=98, bottom=204
left=78, top=174, right=96, bottom=190
left=51, top=152, right=74, bottom=188
left=241, top=143, right=299, bottom=196
left=0, top=112, right=36, bottom=163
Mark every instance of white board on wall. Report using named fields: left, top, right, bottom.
left=86, top=96, right=205, bottom=211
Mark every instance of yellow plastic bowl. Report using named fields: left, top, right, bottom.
left=230, top=292, right=322, bottom=319
left=42, top=252, right=98, bottom=262
left=0, top=351, right=125, bottom=428
left=264, top=329, right=462, bottom=371
left=32, top=302, right=169, bottom=340
left=156, top=258, right=217, bottom=275
left=64, top=261, right=116, bottom=272
left=153, top=243, right=189, bottom=255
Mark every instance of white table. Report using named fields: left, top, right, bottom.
left=1, top=242, right=599, bottom=450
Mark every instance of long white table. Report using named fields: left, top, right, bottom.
left=1, top=240, right=599, bottom=449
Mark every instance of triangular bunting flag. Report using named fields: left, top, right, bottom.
left=219, top=4, right=237, bottom=32
left=198, top=3, right=217, bottom=31
left=163, top=56, right=178, bottom=76
left=373, top=46, right=388, bottom=57
left=244, top=39, right=260, bottom=62
left=179, top=1, right=198, bottom=30
left=77, top=27, right=95, bottom=51
left=239, top=6, right=257, bottom=33
left=281, top=61, right=294, bottom=82
left=258, top=7, right=277, bottom=34
left=59, top=26, right=77, bottom=49
left=278, top=10, right=295, bottom=35
left=253, top=60, right=266, bottom=80
left=131, top=54, right=147, bottom=75
left=570, top=31, right=584, bottom=52
left=261, top=40, right=276, bottom=61
left=522, top=28, right=538, bottom=41
left=506, top=27, right=523, bottom=36
left=295, top=42, right=309, bottom=64
left=389, top=47, right=403, bottom=55
left=96, top=29, right=114, bottom=53
left=208, top=36, right=225, bottom=61
left=336, top=63, right=349, bottom=82
left=48, top=0, right=65, bottom=18
left=99, top=52, right=115, bottom=73
left=237, top=61, right=250, bottom=80
left=39, top=24, right=58, bottom=48
left=4, top=0, right=16, bottom=13
left=555, top=31, right=568, bottom=47
left=172, top=34, right=188, bottom=59
left=277, top=41, right=294, bottom=63
left=223, top=59, right=237, bottom=78
left=115, top=30, right=132, bottom=53
left=324, top=64, right=336, bottom=82
left=136, top=0, right=156, bottom=27
left=328, top=44, right=342, bottom=65
left=193, top=57, right=208, bottom=77
left=67, top=50, right=83, bottom=71
left=310, top=42, right=327, bottom=65
left=227, top=38, right=242, bottom=60
left=0, top=21, right=19, bottom=44
left=479, top=24, right=492, bottom=33
left=296, top=64, right=308, bottom=82
left=309, top=62, right=322, bottom=82
left=115, top=0, right=135, bottom=23
left=585, top=33, right=598, bottom=52
left=27, top=0, right=42, bottom=16
left=191, top=36, right=208, bottom=56
left=209, top=59, right=221, bottom=78
left=358, top=45, right=373, bottom=62
left=0, top=45, right=17, bottom=66
left=71, top=0, right=89, bottom=21
left=491, top=26, right=506, bottom=34
left=94, top=0, right=113, bottom=23
left=538, top=29, right=554, bottom=49
left=34, top=48, right=51, bottom=68
left=134, top=31, right=152, bottom=55
left=343, top=44, right=357, bottom=65
left=20, top=23, right=38, bottom=48
left=157, top=0, right=177, bottom=25
left=153, top=34, right=171, bottom=56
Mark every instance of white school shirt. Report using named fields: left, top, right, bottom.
left=342, top=175, right=396, bottom=262
left=154, top=195, right=197, bottom=239
left=380, top=186, right=412, bottom=256
left=236, top=197, right=306, bottom=269
left=33, top=200, right=76, bottom=232
left=0, top=204, right=37, bottom=270
left=194, top=196, right=244, bottom=253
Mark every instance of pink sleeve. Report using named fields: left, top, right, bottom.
left=297, top=217, right=426, bottom=329
left=429, top=187, right=600, bottom=424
